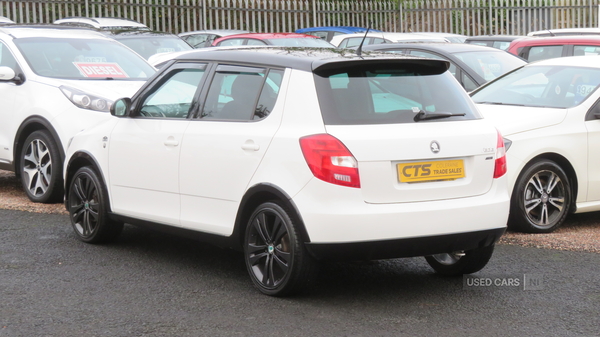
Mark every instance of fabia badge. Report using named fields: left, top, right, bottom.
left=430, top=141, right=441, bottom=154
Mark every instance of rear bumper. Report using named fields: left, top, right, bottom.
left=293, top=177, right=510, bottom=244
left=305, top=227, right=505, bottom=261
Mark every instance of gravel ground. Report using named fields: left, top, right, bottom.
left=1, top=169, right=599, bottom=253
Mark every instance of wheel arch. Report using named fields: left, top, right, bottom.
left=517, top=152, right=578, bottom=212
left=65, top=151, right=112, bottom=212
left=14, top=116, right=65, bottom=175
left=232, top=183, right=310, bottom=250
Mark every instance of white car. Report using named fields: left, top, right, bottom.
left=64, top=47, right=509, bottom=296
left=0, top=25, right=155, bottom=203
left=178, top=29, right=250, bottom=48
left=471, top=55, right=600, bottom=233
left=54, top=17, right=193, bottom=61
left=54, top=17, right=149, bottom=30
left=330, top=32, right=449, bottom=48
left=0, top=16, right=14, bottom=24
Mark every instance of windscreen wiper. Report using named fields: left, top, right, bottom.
left=475, top=101, right=526, bottom=106
left=413, top=108, right=466, bottom=122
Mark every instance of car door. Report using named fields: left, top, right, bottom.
left=0, top=41, right=20, bottom=166
left=178, top=65, right=286, bottom=235
left=108, top=63, right=207, bottom=225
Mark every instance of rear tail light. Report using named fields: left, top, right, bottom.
left=494, top=130, right=507, bottom=179
left=299, top=134, right=360, bottom=188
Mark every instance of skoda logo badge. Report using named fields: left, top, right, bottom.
left=430, top=141, right=441, bottom=154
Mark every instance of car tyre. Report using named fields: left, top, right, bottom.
left=67, top=166, right=123, bottom=243
left=19, top=130, right=63, bottom=203
left=425, top=245, right=495, bottom=276
left=244, top=201, right=317, bottom=296
left=509, top=160, right=571, bottom=233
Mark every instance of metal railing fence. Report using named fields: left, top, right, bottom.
left=0, top=0, right=599, bottom=35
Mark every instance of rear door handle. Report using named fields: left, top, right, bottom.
left=241, top=141, right=260, bottom=151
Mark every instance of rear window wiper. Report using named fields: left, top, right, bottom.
left=413, top=109, right=466, bottom=122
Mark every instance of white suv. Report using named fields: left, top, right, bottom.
left=64, top=47, right=510, bottom=296
left=0, top=25, right=155, bottom=202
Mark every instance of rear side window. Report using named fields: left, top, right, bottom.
left=573, top=45, right=600, bottom=56
left=526, top=45, right=563, bottom=62
left=200, top=65, right=284, bottom=121
left=493, top=41, right=511, bottom=50
left=315, top=62, right=480, bottom=125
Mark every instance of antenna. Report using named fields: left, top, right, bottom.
left=356, top=22, right=372, bottom=58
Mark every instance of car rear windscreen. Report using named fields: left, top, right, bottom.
left=314, top=62, right=481, bottom=125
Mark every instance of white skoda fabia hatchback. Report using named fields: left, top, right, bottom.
left=64, top=48, right=510, bottom=296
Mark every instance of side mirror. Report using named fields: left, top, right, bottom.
left=0, top=66, right=16, bottom=81
left=110, top=98, right=132, bottom=117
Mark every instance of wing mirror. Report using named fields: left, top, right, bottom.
left=0, top=66, right=23, bottom=84
left=110, top=98, right=132, bottom=117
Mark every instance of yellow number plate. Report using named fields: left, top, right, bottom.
left=397, top=159, right=465, bottom=183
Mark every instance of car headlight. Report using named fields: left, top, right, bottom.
left=60, top=86, right=113, bottom=112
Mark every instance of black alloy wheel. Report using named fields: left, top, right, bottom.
left=68, top=166, right=123, bottom=243
left=244, top=202, right=316, bottom=296
left=425, top=245, right=495, bottom=276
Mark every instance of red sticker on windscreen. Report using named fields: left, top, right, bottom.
left=73, top=62, right=129, bottom=78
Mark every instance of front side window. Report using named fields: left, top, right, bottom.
left=15, top=37, right=155, bottom=80
left=139, top=66, right=206, bottom=118
left=182, top=34, right=210, bottom=48
left=315, top=62, right=480, bottom=125
left=472, top=65, right=600, bottom=108
left=340, top=37, right=363, bottom=48
left=246, top=39, right=267, bottom=46
left=0, top=42, right=18, bottom=69
left=217, top=38, right=245, bottom=46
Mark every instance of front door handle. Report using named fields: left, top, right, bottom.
left=164, top=137, right=179, bottom=147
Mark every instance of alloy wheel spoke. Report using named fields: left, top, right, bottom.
left=273, top=249, right=291, bottom=270
left=247, top=247, right=268, bottom=265
left=73, top=178, right=86, bottom=202
left=261, top=254, right=273, bottom=285
left=272, top=217, right=287, bottom=243
left=525, top=197, right=541, bottom=213
left=546, top=173, right=559, bottom=194
left=22, top=166, right=38, bottom=191
left=529, top=173, right=545, bottom=194
left=39, top=164, right=52, bottom=189
left=23, top=149, right=38, bottom=167
left=548, top=197, right=564, bottom=211
left=540, top=204, right=549, bottom=225
left=71, top=204, right=86, bottom=223
left=35, top=140, right=50, bottom=164
left=267, top=255, right=276, bottom=286
left=88, top=207, right=99, bottom=223
left=83, top=210, right=92, bottom=236
left=254, top=213, right=270, bottom=244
